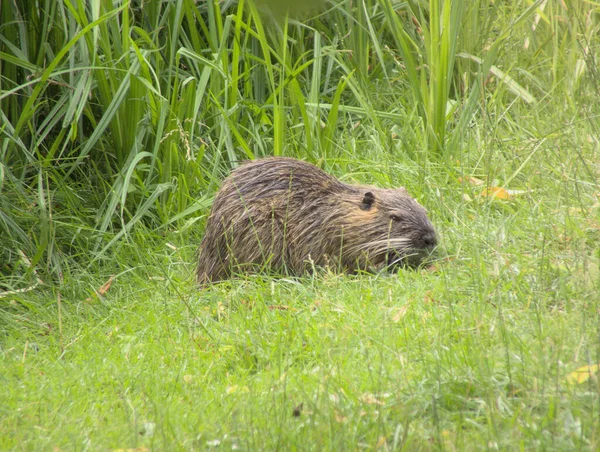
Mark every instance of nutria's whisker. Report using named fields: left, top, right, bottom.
left=342, top=238, right=411, bottom=257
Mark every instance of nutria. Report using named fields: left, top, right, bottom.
left=196, top=157, right=437, bottom=284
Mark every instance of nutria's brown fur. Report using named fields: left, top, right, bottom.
left=196, top=157, right=437, bottom=285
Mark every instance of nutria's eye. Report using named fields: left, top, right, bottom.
left=390, top=214, right=402, bottom=222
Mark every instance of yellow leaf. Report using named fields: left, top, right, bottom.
left=392, top=306, right=408, bottom=323
left=85, top=275, right=115, bottom=302
left=482, top=187, right=511, bottom=200
left=226, top=385, right=250, bottom=394
left=566, top=363, right=600, bottom=385
left=97, top=275, right=115, bottom=296
left=334, top=411, right=348, bottom=423
left=458, top=176, right=484, bottom=186
left=375, top=436, right=388, bottom=449
left=360, top=393, right=385, bottom=405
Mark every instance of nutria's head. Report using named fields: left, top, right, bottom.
left=346, top=187, right=437, bottom=269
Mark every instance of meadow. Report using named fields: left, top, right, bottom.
left=1, top=0, right=599, bottom=449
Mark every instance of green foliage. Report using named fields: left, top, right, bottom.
left=2, top=0, right=598, bottom=284
left=1, top=0, right=600, bottom=448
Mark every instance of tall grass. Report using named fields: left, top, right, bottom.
left=1, top=0, right=599, bottom=288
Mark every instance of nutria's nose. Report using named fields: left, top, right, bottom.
left=422, top=232, right=437, bottom=248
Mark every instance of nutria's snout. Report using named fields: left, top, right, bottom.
left=421, top=230, right=438, bottom=250
left=418, top=225, right=439, bottom=262
left=386, top=241, right=437, bottom=270
left=384, top=223, right=438, bottom=270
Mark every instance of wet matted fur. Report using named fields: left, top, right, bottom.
left=196, top=157, right=437, bottom=285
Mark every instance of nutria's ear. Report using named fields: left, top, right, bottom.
left=360, top=191, right=375, bottom=210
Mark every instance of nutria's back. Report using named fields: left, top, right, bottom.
left=196, top=157, right=436, bottom=284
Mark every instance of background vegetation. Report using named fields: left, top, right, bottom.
left=1, top=0, right=599, bottom=449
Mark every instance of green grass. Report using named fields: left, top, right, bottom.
left=2, top=273, right=597, bottom=450
left=2, top=0, right=600, bottom=449
left=2, top=150, right=599, bottom=449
